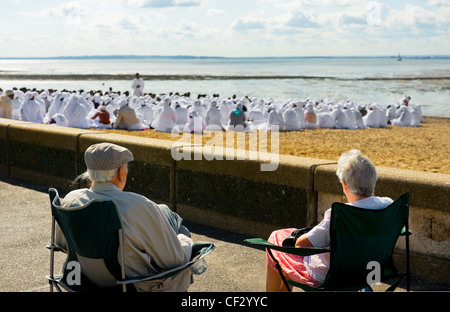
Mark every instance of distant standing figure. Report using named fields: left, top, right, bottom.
left=131, top=73, right=145, bottom=97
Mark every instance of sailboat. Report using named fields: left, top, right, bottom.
left=397, top=53, right=402, bottom=61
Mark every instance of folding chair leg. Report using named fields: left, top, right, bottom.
left=386, top=276, right=405, bottom=292
left=405, top=222, right=411, bottom=292
left=49, top=216, right=56, bottom=292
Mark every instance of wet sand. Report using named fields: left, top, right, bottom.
left=93, top=116, right=450, bottom=174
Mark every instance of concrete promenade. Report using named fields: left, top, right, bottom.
left=0, top=176, right=448, bottom=293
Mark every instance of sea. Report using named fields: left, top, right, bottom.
left=0, top=56, right=449, bottom=118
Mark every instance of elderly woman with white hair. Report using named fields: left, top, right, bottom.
left=265, top=149, right=393, bottom=291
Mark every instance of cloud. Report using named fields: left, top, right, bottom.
left=383, top=4, right=450, bottom=33
left=324, top=0, right=364, bottom=6
left=285, top=11, right=319, bottom=28
left=231, top=17, right=266, bottom=31
left=428, top=0, right=450, bottom=6
left=17, top=1, right=92, bottom=27
left=123, top=0, right=201, bottom=8
left=207, top=9, right=225, bottom=16
left=7, top=0, right=450, bottom=57
left=41, top=2, right=89, bottom=19
left=338, top=12, right=367, bottom=26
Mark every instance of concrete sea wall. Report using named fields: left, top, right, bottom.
left=1, top=118, right=448, bottom=285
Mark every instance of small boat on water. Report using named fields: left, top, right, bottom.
left=397, top=53, right=402, bottom=61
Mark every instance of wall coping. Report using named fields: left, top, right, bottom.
left=314, top=163, right=450, bottom=212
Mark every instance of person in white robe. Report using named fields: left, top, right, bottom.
left=20, top=92, right=43, bottom=123
left=282, top=106, right=300, bottom=131
left=48, top=113, right=69, bottom=127
left=0, top=90, right=14, bottom=119
left=374, top=104, right=387, bottom=128
left=131, top=73, right=145, bottom=97
left=11, top=91, right=22, bottom=120
left=293, top=103, right=305, bottom=129
left=128, top=95, right=141, bottom=111
left=63, top=95, right=92, bottom=129
left=410, top=104, right=424, bottom=124
left=398, top=96, right=411, bottom=106
left=184, top=110, right=205, bottom=134
left=386, top=104, right=396, bottom=124
left=151, top=97, right=178, bottom=133
left=136, top=103, right=154, bottom=126
left=341, top=106, right=357, bottom=130
left=304, top=104, right=318, bottom=129
left=38, top=91, right=51, bottom=116
left=317, top=112, right=335, bottom=129
left=79, top=96, right=96, bottom=118
left=174, top=103, right=189, bottom=128
left=192, top=99, right=207, bottom=120
left=334, top=106, right=350, bottom=129
left=362, top=105, right=380, bottom=128
left=351, top=106, right=366, bottom=129
left=45, top=93, right=67, bottom=124
left=264, top=106, right=284, bottom=131
left=391, top=105, right=412, bottom=127
left=219, top=99, right=232, bottom=126
left=205, top=100, right=223, bottom=130
left=417, top=105, right=424, bottom=123
left=247, top=105, right=267, bottom=129
left=410, top=105, right=422, bottom=127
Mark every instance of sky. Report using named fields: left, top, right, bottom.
left=1, top=0, right=450, bottom=58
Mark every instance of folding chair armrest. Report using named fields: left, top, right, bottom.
left=117, top=242, right=216, bottom=286
left=46, top=243, right=67, bottom=253
left=400, top=226, right=412, bottom=236
left=244, top=238, right=331, bottom=257
left=282, top=227, right=314, bottom=247
left=191, top=241, right=215, bottom=259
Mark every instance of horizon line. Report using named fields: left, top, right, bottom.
left=1, top=54, right=450, bottom=60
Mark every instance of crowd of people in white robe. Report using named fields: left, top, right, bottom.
left=0, top=88, right=424, bottom=134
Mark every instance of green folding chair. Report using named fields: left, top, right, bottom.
left=46, top=188, right=215, bottom=292
left=245, top=192, right=411, bottom=292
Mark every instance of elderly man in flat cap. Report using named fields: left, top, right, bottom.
left=0, top=90, right=14, bottom=119
left=56, top=142, right=194, bottom=291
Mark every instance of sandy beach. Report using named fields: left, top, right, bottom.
left=93, top=116, right=450, bottom=175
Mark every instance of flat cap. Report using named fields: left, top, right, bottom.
left=84, top=143, right=134, bottom=170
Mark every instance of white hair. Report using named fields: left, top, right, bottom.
left=73, top=168, right=119, bottom=184
left=336, top=149, right=377, bottom=197
left=86, top=169, right=119, bottom=182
